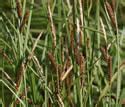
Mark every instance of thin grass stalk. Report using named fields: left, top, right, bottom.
left=70, top=30, right=75, bottom=51
left=100, top=18, right=107, bottom=44
left=2, top=17, right=18, bottom=58
left=47, top=52, right=58, bottom=71
left=32, top=55, right=44, bottom=79
left=116, top=21, right=121, bottom=107
left=82, top=2, right=90, bottom=105
left=29, top=71, right=37, bottom=103
left=0, top=80, right=25, bottom=106
left=45, top=66, right=48, bottom=107
left=23, top=67, right=28, bottom=106
left=57, top=0, right=62, bottom=35
left=87, top=0, right=92, bottom=18
left=2, top=13, right=18, bottom=34
left=60, top=65, right=73, bottom=81
left=85, top=1, right=93, bottom=105
left=2, top=12, right=23, bottom=58
left=72, top=0, right=76, bottom=41
left=56, top=66, right=62, bottom=107
left=62, top=1, right=71, bottom=47
left=24, top=0, right=34, bottom=53
left=81, top=25, right=112, bottom=36
left=76, top=18, right=81, bottom=46
left=96, top=0, right=100, bottom=51
left=78, top=0, right=84, bottom=46
left=19, top=10, right=29, bottom=32
left=1, top=60, right=5, bottom=105
left=28, top=32, right=43, bottom=60
left=72, top=0, right=79, bottom=105
left=42, top=34, right=48, bottom=61
left=22, top=0, right=26, bottom=22
left=47, top=1, right=56, bottom=48
left=89, top=32, right=95, bottom=107
left=1, top=68, right=16, bottom=87
left=0, top=38, right=11, bottom=49
left=84, top=17, right=89, bottom=107
left=57, top=94, right=64, bottom=107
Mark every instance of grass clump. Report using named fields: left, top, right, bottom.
left=1, top=0, right=125, bottom=107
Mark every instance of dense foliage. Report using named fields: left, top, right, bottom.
left=1, top=0, right=125, bottom=107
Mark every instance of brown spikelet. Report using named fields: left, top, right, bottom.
left=47, top=52, right=58, bottom=71
left=16, top=0, right=22, bottom=19
left=74, top=46, right=81, bottom=65
left=74, top=46, right=85, bottom=86
left=101, top=47, right=112, bottom=84
left=108, top=56, right=112, bottom=84
left=19, top=10, right=30, bottom=32
left=105, top=1, right=117, bottom=29
left=15, top=59, right=27, bottom=91
left=111, top=0, right=116, bottom=12
left=79, top=53, right=85, bottom=74
left=60, top=36, right=64, bottom=63
left=48, top=52, right=62, bottom=106
left=79, top=52, right=85, bottom=86
left=100, top=47, right=109, bottom=62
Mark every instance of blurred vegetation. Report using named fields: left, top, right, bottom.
left=0, top=0, right=125, bottom=107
